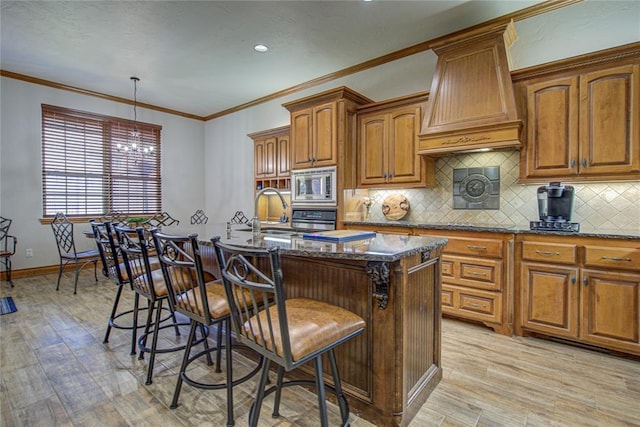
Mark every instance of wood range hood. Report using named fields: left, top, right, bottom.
left=418, top=21, right=522, bottom=156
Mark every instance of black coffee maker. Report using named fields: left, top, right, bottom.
left=530, top=182, right=580, bottom=232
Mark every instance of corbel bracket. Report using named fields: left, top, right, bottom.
left=366, top=261, right=390, bottom=310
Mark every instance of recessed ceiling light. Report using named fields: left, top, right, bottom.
left=254, top=44, right=269, bottom=53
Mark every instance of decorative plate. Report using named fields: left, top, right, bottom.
left=382, top=194, right=410, bottom=220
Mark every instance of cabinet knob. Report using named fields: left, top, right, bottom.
left=582, top=159, right=587, bottom=167
left=383, top=172, right=387, bottom=178
left=583, top=277, right=588, bottom=286
left=389, top=173, right=393, bottom=179
left=571, top=276, right=576, bottom=284
left=571, top=159, right=576, bottom=168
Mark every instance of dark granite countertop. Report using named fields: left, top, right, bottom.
left=343, top=220, right=640, bottom=240
left=160, top=223, right=447, bottom=262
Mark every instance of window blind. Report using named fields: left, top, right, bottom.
left=42, top=104, right=162, bottom=217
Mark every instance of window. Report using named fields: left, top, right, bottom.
left=42, top=104, right=162, bottom=218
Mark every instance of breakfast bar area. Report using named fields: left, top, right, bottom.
left=189, top=224, right=448, bottom=426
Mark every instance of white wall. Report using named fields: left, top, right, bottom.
left=0, top=78, right=204, bottom=269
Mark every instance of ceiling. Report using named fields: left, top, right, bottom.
left=1, top=1, right=547, bottom=119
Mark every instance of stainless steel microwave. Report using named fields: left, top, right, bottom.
left=291, top=166, right=337, bottom=206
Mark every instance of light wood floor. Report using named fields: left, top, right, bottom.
left=1, top=272, right=639, bottom=427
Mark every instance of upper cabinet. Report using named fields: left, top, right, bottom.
left=284, top=87, right=372, bottom=171
left=514, top=43, right=640, bottom=183
left=249, top=125, right=290, bottom=191
left=418, top=21, right=522, bottom=156
left=357, top=93, right=434, bottom=188
left=289, top=101, right=337, bottom=169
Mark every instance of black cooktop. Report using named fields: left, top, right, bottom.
left=530, top=220, right=580, bottom=232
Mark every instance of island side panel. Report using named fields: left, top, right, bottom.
left=398, top=252, right=443, bottom=425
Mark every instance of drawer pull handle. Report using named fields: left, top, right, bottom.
left=468, top=271, right=487, bottom=277
left=467, top=245, right=487, bottom=250
left=536, top=250, right=560, bottom=256
left=468, top=303, right=482, bottom=307
left=601, top=256, right=632, bottom=262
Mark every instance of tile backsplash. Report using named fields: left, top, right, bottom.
left=358, top=150, right=640, bottom=232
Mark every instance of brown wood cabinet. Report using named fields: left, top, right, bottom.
left=289, top=101, right=337, bottom=169
left=248, top=126, right=290, bottom=191
left=284, top=87, right=372, bottom=170
left=406, top=229, right=514, bottom=335
left=517, top=234, right=640, bottom=356
left=515, top=44, right=640, bottom=183
left=357, top=93, right=434, bottom=188
left=344, top=221, right=640, bottom=356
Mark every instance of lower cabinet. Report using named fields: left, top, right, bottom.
left=413, top=230, right=514, bottom=335
left=518, top=235, right=640, bottom=356
left=342, top=222, right=640, bottom=355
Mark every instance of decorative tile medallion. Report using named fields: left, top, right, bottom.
left=453, top=166, right=500, bottom=209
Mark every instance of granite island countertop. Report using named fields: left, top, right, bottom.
left=159, top=223, right=447, bottom=262
left=343, top=220, right=640, bottom=240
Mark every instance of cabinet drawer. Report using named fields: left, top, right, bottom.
left=442, top=284, right=501, bottom=324
left=442, top=254, right=502, bottom=291
left=584, top=245, right=640, bottom=271
left=442, top=236, right=503, bottom=258
left=522, top=241, right=577, bottom=264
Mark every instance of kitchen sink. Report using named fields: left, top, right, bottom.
left=262, top=229, right=301, bottom=237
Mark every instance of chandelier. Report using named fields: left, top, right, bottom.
left=117, top=76, right=154, bottom=161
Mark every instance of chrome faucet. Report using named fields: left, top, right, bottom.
left=252, top=187, right=289, bottom=237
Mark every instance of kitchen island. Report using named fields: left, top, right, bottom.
left=165, top=223, right=447, bottom=426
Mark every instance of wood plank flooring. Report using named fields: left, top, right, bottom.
left=1, top=272, right=639, bottom=426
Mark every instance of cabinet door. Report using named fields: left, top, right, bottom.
left=277, top=135, right=290, bottom=177
left=580, top=269, right=640, bottom=352
left=524, top=76, right=579, bottom=178
left=388, top=105, right=423, bottom=184
left=263, top=136, right=277, bottom=178
left=521, top=262, right=579, bottom=338
left=312, top=101, right=338, bottom=167
left=579, top=64, right=640, bottom=175
left=291, top=109, right=314, bottom=169
left=359, top=113, right=388, bottom=185
left=254, top=138, right=275, bottom=178
left=254, top=139, right=266, bottom=178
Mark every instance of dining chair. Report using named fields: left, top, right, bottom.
left=0, top=216, right=17, bottom=287
left=101, top=210, right=129, bottom=226
left=151, top=230, right=261, bottom=426
left=145, top=211, right=180, bottom=228
left=190, top=209, right=208, bottom=224
left=213, top=237, right=366, bottom=427
left=229, top=210, right=249, bottom=224
left=51, top=212, right=100, bottom=294
left=114, top=225, right=195, bottom=385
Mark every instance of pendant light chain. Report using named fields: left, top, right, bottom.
left=117, top=76, right=153, bottom=161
